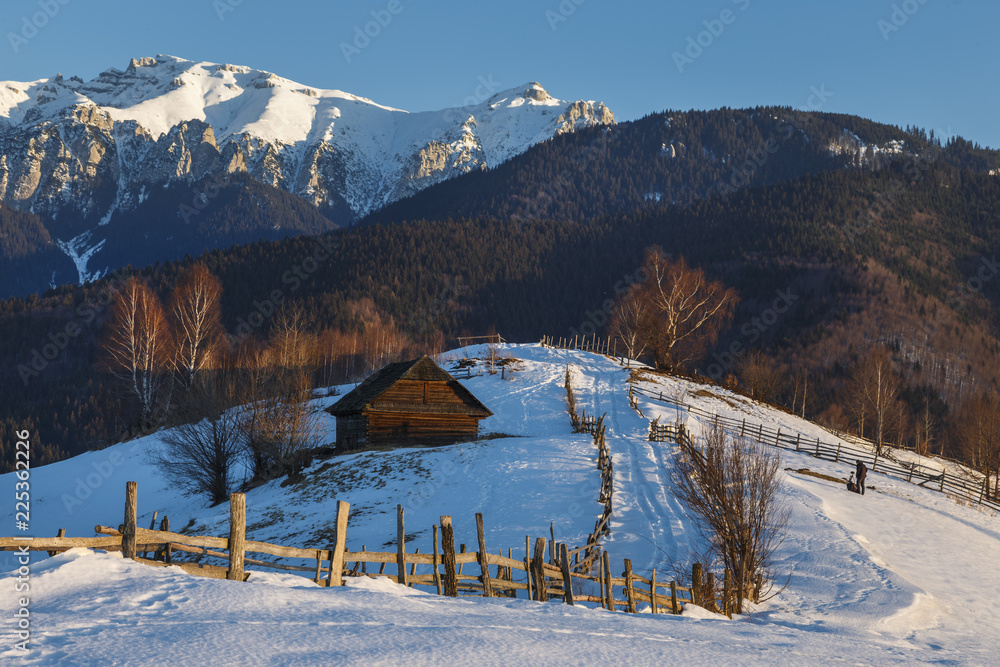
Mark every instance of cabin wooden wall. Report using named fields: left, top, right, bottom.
left=366, top=412, right=480, bottom=444
left=371, top=380, right=471, bottom=410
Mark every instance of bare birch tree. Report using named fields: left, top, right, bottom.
left=169, top=264, right=223, bottom=390
left=105, top=278, right=172, bottom=426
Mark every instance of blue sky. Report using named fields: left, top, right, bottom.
left=2, top=0, right=997, bottom=147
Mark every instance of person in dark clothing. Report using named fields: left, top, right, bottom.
left=855, top=460, right=867, bottom=495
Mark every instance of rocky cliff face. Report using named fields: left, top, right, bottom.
left=0, top=56, right=614, bottom=285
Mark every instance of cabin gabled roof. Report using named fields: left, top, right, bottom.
left=327, top=355, right=493, bottom=418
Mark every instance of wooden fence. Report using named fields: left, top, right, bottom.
left=0, top=483, right=744, bottom=616
left=634, top=386, right=1000, bottom=511
left=542, top=334, right=616, bottom=358
left=564, top=365, right=615, bottom=573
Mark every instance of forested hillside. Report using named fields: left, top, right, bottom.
left=4, top=152, right=1000, bottom=477
left=365, top=107, right=1000, bottom=225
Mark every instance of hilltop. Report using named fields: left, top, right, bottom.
left=2, top=344, right=998, bottom=664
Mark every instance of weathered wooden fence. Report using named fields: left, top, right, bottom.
left=0, top=483, right=743, bottom=615
left=542, top=334, right=616, bottom=358
left=564, top=365, right=615, bottom=573
left=634, top=386, right=1000, bottom=511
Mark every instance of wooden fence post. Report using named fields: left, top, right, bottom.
left=650, top=569, right=658, bottom=613
left=440, top=516, right=459, bottom=597
left=692, top=563, right=703, bottom=606
left=835, top=443, right=842, bottom=462
left=532, top=537, right=548, bottom=601
left=476, top=513, right=493, bottom=597
left=433, top=525, right=443, bottom=595
left=777, top=429, right=783, bottom=449
left=326, top=500, right=350, bottom=587
left=706, top=572, right=716, bottom=613
left=228, top=493, right=246, bottom=581
left=940, top=472, right=946, bottom=492
left=396, top=504, right=407, bottom=587
left=560, top=543, right=574, bottom=606
left=602, top=551, right=614, bottom=611
left=142, top=511, right=158, bottom=559
left=670, top=580, right=680, bottom=614
left=158, top=516, right=171, bottom=563
left=624, top=559, right=637, bottom=613
left=740, top=419, right=746, bottom=437
left=48, top=528, right=66, bottom=557
left=122, top=481, right=137, bottom=560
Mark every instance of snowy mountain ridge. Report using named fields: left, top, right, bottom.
left=0, top=55, right=613, bottom=283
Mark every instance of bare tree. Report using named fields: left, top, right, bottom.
left=169, top=263, right=223, bottom=390
left=957, top=392, right=1000, bottom=498
left=642, top=249, right=738, bottom=372
left=608, top=284, right=654, bottom=364
left=736, top=350, right=785, bottom=404
left=916, top=396, right=936, bottom=457
left=104, top=278, right=172, bottom=426
left=238, top=305, right=321, bottom=483
left=672, top=425, right=789, bottom=613
left=150, top=372, right=244, bottom=504
left=860, top=347, right=901, bottom=458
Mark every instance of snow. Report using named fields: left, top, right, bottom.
left=2, top=344, right=998, bottom=664
left=0, top=56, right=609, bottom=200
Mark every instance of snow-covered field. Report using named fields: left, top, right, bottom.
left=2, top=344, right=999, bottom=665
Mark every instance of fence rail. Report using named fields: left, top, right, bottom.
left=632, top=386, right=1000, bottom=512
left=0, top=483, right=746, bottom=616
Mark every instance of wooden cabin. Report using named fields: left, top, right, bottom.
left=327, top=355, right=492, bottom=451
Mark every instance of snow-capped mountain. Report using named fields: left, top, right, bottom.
left=0, top=55, right=613, bottom=284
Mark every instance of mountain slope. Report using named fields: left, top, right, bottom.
left=2, top=345, right=997, bottom=664
left=0, top=55, right=613, bottom=288
left=363, top=108, right=1000, bottom=226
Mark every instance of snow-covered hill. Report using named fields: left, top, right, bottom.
left=0, top=55, right=613, bottom=283
left=2, top=344, right=998, bottom=665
